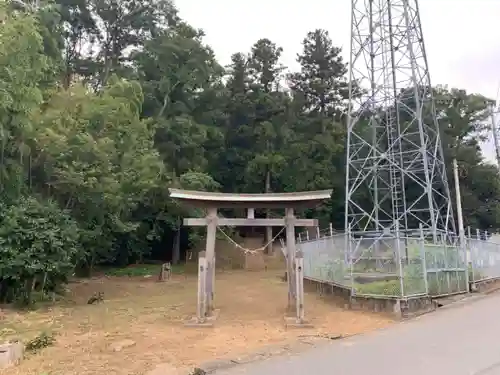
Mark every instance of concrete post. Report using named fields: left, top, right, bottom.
left=453, top=158, right=469, bottom=291
left=453, top=159, right=466, bottom=247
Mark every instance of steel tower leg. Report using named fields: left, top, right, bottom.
left=344, top=0, right=455, bottom=237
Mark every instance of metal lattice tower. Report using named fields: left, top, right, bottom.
left=344, top=0, right=455, bottom=239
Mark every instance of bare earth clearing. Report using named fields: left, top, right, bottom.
left=0, top=270, right=394, bottom=375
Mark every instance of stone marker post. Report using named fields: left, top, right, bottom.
left=197, top=251, right=207, bottom=321
left=295, top=251, right=305, bottom=322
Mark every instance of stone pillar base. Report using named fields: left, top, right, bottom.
left=0, top=341, right=24, bottom=369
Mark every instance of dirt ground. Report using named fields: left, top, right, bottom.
left=0, top=270, right=395, bottom=375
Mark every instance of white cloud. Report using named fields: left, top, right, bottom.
left=177, top=0, right=500, bottom=163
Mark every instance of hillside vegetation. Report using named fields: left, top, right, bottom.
left=0, top=1, right=499, bottom=305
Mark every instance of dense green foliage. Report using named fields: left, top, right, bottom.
left=0, top=0, right=499, bottom=304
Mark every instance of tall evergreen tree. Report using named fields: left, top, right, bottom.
left=286, top=29, right=350, bottom=227
left=289, top=29, right=349, bottom=119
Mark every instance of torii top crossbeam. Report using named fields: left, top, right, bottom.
left=168, top=188, right=333, bottom=209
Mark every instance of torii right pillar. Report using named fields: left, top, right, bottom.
left=285, top=208, right=297, bottom=309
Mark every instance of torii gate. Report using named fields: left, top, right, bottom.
left=168, top=188, right=332, bottom=327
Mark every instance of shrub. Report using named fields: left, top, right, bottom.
left=0, top=196, right=81, bottom=305
left=25, top=331, right=56, bottom=352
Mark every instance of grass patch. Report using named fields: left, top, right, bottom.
left=355, top=279, right=401, bottom=296
left=354, top=277, right=426, bottom=297
left=354, top=271, right=468, bottom=297
left=104, top=263, right=186, bottom=277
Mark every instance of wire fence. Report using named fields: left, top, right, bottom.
left=468, top=229, right=500, bottom=283
left=298, top=226, right=500, bottom=299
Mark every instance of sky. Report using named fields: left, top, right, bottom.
left=177, top=0, right=500, bottom=163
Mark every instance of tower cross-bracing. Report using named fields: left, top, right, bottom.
left=344, top=0, right=455, bottom=239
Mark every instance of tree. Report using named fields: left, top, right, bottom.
left=134, top=22, right=223, bottom=175
left=286, top=29, right=350, bottom=227
left=289, top=29, right=348, bottom=118
left=55, top=0, right=179, bottom=87
left=245, top=39, right=289, bottom=191
left=132, top=22, right=225, bottom=263
left=242, top=39, right=290, bottom=251
left=434, top=87, right=500, bottom=231
left=0, top=6, right=49, bottom=198
left=31, top=76, right=164, bottom=270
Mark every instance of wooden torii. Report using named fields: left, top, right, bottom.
left=168, top=188, right=332, bottom=327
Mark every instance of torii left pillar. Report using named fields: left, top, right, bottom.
left=185, top=207, right=218, bottom=327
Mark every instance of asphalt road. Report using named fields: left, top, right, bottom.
left=214, top=293, right=500, bottom=375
